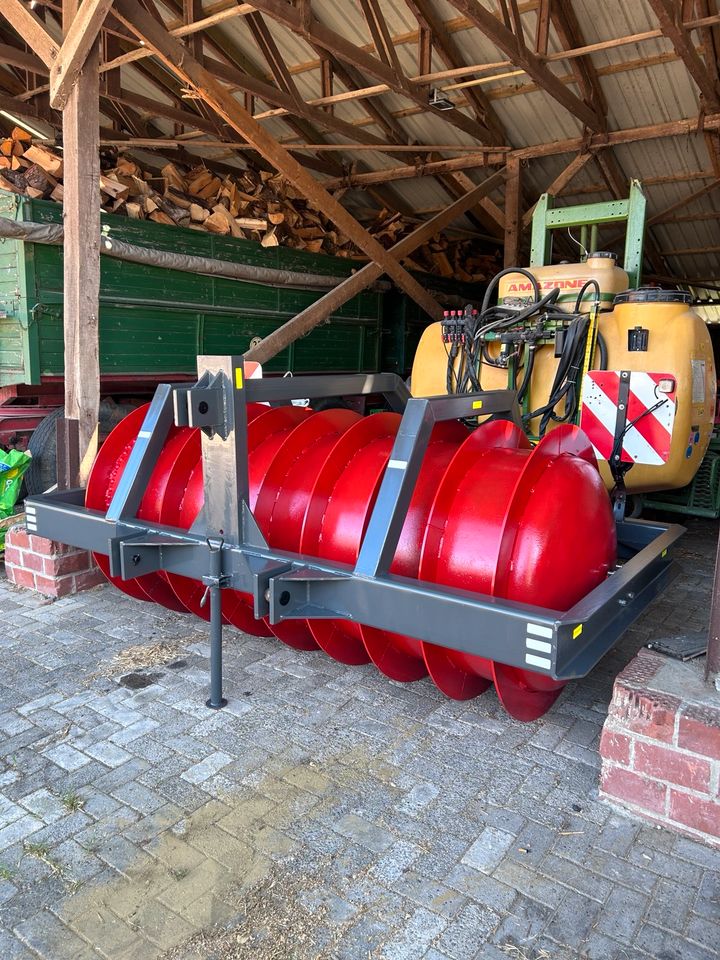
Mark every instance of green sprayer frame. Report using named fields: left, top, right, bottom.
left=529, top=179, right=646, bottom=288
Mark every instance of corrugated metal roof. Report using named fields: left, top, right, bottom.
left=6, top=0, right=718, bottom=285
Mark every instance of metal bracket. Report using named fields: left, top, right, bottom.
left=117, top=535, right=199, bottom=579
left=610, top=369, right=632, bottom=522
left=174, top=372, right=227, bottom=438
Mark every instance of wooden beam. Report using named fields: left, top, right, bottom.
left=522, top=152, right=594, bottom=227
left=447, top=0, right=602, bottom=130
left=418, top=23, right=432, bottom=82
left=404, top=0, right=506, bottom=143
left=0, top=91, right=47, bottom=119
left=647, top=0, right=720, bottom=109
left=0, top=0, right=60, bottom=67
left=50, top=0, right=115, bottom=109
left=0, top=41, right=47, bottom=73
left=659, top=244, right=720, bottom=256
left=647, top=177, right=720, bottom=224
left=504, top=155, right=522, bottom=267
left=325, top=112, right=720, bottom=188
left=246, top=11, right=299, bottom=101
left=61, top=0, right=100, bottom=484
left=183, top=0, right=203, bottom=62
left=551, top=0, right=608, bottom=120
left=360, top=0, right=407, bottom=86
left=245, top=168, right=507, bottom=366
left=112, top=0, right=443, bottom=322
left=320, top=56, right=333, bottom=113
left=245, top=0, right=501, bottom=145
left=535, top=0, right=550, bottom=55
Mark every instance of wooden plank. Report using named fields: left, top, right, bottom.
left=503, top=155, right=522, bottom=267
left=62, top=0, right=100, bottom=485
left=113, top=0, right=442, bottom=322
left=447, top=0, right=602, bottom=130
left=50, top=0, right=115, bottom=109
left=0, top=0, right=60, bottom=67
left=245, top=168, right=506, bottom=365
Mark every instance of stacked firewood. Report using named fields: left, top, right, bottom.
left=0, top=128, right=497, bottom=279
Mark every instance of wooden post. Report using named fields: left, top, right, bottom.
left=62, top=0, right=101, bottom=485
left=504, top=155, right=522, bottom=267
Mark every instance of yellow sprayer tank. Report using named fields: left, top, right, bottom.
left=411, top=268, right=715, bottom=495
left=497, top=253, right=629, bottom=311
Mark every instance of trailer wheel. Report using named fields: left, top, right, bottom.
left=24, top=407, right=64, bottom=496
left=24, top=401, right=137, bottom=496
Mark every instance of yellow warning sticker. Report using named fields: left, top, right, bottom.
left=661, top=548, right=667, bottom=558
left=235, top=367, right=243, bottom=389
left=472, top=400, right=483, bottom=410
left=572, top=624, right=583, bottom=639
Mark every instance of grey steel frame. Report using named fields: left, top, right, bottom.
left=25, top=356, right=684, bottom=710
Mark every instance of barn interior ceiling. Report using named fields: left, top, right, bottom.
left=0, top=0, right=718, bottom=293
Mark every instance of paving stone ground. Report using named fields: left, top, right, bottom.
left=0, top=517, right=718, bottom=960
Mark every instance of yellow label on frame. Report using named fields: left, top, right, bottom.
left=235, top=367, right=243, bottom=389
left=472, top=400, right=483, bottom=410
left=572, top=624, right=583, bottom=639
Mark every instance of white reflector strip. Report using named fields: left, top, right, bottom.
left=138, top=430, right=152, bottom=438
left=527, top=623, right=553, bottom=639
left=388, top=459, right=407, bottom=470
left=526, top=638, right=552, bottom=654
left=525, top=653, right=552, bottom=670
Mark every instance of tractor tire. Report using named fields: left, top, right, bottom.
left=24, top=407, right=64, bottom=496
left=24, top=401, right=137, bottom=496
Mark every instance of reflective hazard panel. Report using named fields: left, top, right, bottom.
left=580, top=371, right=677, bottom=465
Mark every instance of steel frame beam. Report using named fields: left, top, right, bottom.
left=26, top=358, right=683, bottom=710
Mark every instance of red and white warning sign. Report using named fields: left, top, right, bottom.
left=580, top=371, right=677, bottom=465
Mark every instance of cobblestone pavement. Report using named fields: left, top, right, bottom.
left=0, top=518, right=718, bottom=960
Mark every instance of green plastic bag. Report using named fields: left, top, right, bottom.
left=0, top=449, right=32, bottom=551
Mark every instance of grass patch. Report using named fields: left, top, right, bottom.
left=60, top=791, right=85, bottom=813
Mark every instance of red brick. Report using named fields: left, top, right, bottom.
left=6, top=525, right=30, bottom=549
left=73, top=569, right=106, bottom=591
left=634, top=740, right=712, bottom=793
left=8, top=566, right=36, bottom=591
left=599, top=728, right=632, bottom=766
left=609, top=687, right=679, bottom=744
left=669, top=790, right=720, bottom=838
left=601, top=765, right=667, bottom=815
left=43, top=552, right=92, bottom=577
left=33, top=573, right=75, bottom=598
left=677, top=709, right=720, bottom=761
left=20, top=550, right=45, bottom=573
left=29, top=534, right=57, bottom=555
left=3, top=545, right=22, bottom=567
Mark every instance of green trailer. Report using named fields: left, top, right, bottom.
left=0, top=189, right=484, bottom=488
left=0, top=189, right=386, bottom=392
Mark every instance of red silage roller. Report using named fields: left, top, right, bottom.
left=86, top=405, right=616, bottom=720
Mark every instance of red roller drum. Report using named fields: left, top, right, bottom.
left=86, top=403, right=617, bottom=720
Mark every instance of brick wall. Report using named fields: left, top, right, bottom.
left=600, top=648, right=720, bottom=848
left=4, top=523, right=105, bottom=598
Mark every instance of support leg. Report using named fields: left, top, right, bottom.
left=205, top=539, right=228, bottom=709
